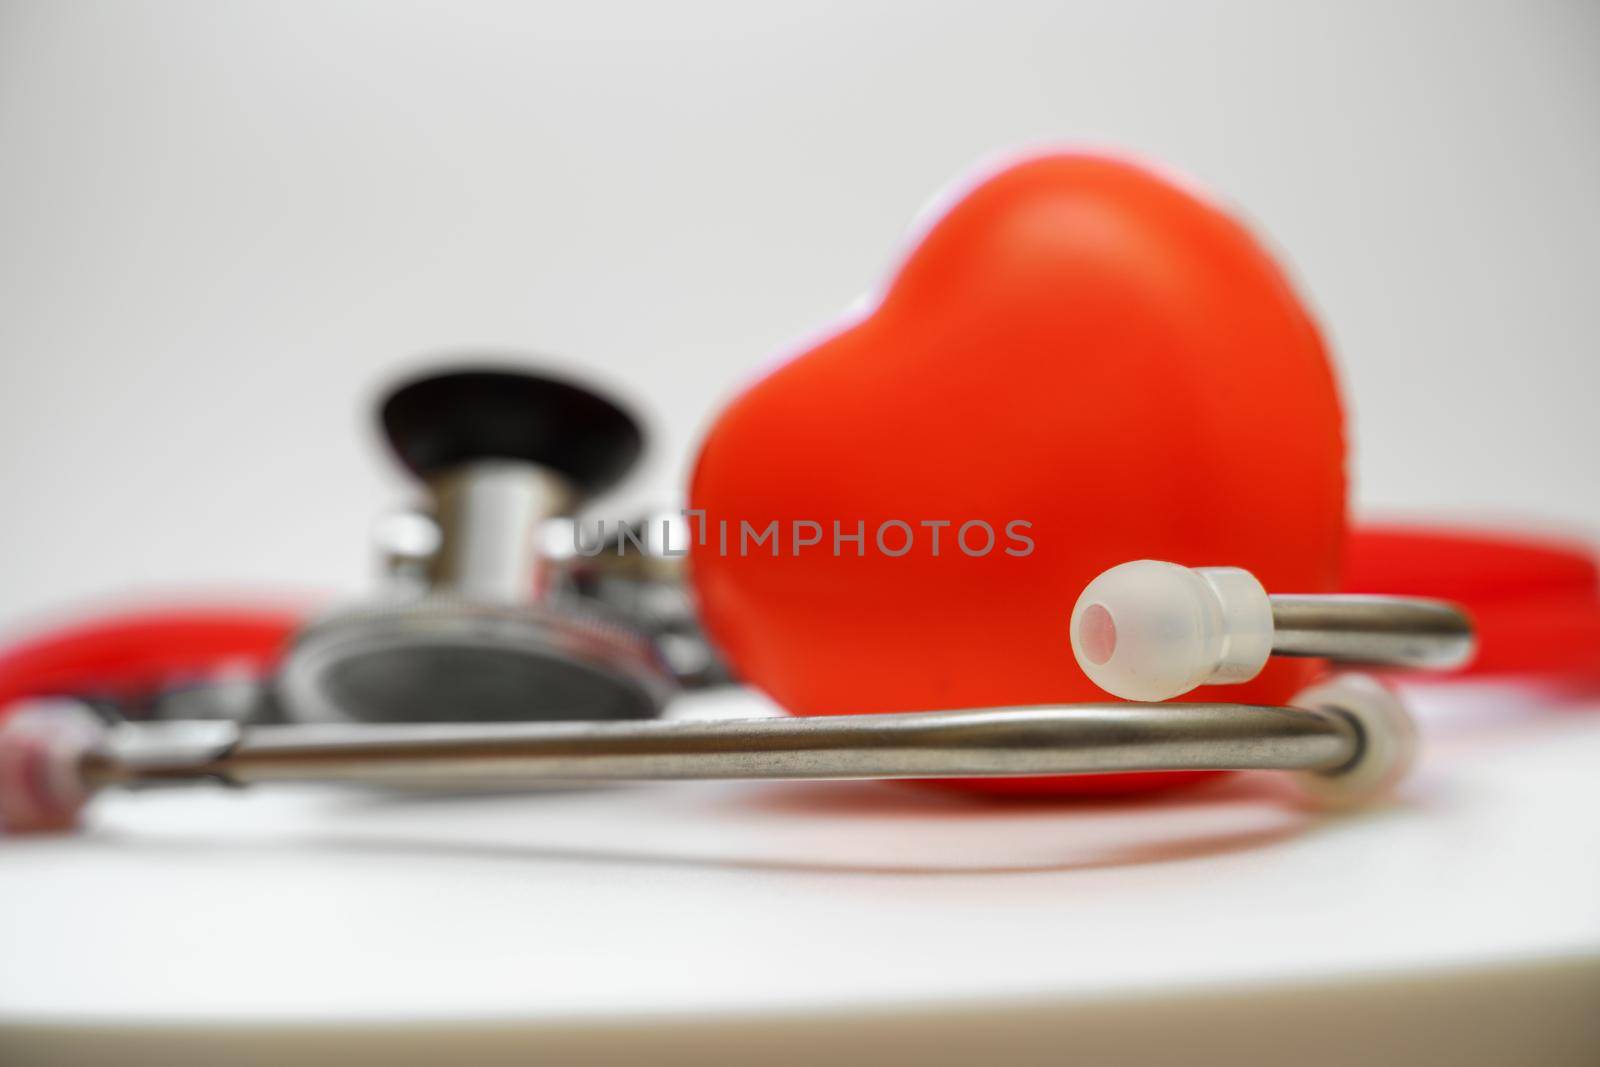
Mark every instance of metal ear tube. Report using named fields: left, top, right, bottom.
left=1070, top=560, right=1475, bottom=703
left=77, top=702, right=1359, bottom=787
left=2, top=672, right=1414, bottom=835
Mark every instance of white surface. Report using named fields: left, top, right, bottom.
left=1, top=1, right=1599, bottom=624
left=1, top=685, right=1596, bottom=1027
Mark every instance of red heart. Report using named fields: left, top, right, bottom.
left=688, top=153, right=1345, bottom=796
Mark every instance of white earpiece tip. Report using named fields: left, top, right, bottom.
left=1291, top=674, right=1418, bottom=808
left=1070, top=560, right=1273, bottom=702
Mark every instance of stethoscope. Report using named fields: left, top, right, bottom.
left=0, top=364, right=1590, bottom=835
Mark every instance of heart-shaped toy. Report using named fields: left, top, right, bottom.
left=688, top=153, right=1346, bottom=796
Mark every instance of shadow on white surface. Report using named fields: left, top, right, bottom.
left=71, top=773, right=1334, bottom=878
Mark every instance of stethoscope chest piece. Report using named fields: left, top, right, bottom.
left=277, top=597, right=674, bottom=725
left=274, top=363, right=679, bottom=726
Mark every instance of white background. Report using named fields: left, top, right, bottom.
left=2, top=0, right=1598, bottom=622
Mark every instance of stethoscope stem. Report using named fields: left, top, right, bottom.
left=81, top=702, right=1360, bottom=790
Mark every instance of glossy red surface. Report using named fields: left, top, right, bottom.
left=689, top=154, right=1347, bottom=796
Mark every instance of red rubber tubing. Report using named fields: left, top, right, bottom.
left=1346, top=524, right=1600, bottom=678
left=0, top=606, right=302, bottom=717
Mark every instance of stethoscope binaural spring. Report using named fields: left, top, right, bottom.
left=0, top=365, right=1478, bottom=833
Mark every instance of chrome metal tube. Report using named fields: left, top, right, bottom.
left=1270, top=595, right=1475, bottom=668
left=427, top=461, right=571, bottom=602
left=82, top=703, right=1360, bottom=790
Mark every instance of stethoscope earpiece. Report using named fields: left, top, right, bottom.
left=1287, top=673, right=1419, bottom=809
left=1071, top=560, right=1476, bottom=702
